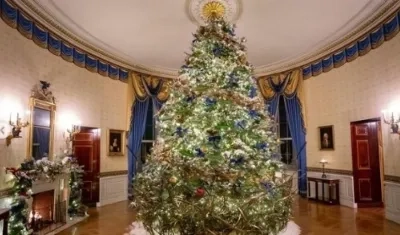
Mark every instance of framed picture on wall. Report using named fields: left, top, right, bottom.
left=319, top=125, right=334, bottom=150
left=108, top=129, right=126, bottom=156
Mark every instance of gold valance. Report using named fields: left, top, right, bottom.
left=130, top=72, right=170, bottom=104
left=126, top=72, right=170, bottom=129
left=257, top=69, right=301, bottom=101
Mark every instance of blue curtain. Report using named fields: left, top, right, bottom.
left=127, top=99, right=150, bottom=197
left=266, top=94, right=280, bottom=120
left=284, top=96, right=307, bottom=196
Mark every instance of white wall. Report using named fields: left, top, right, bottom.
left=304, top=35, right=400, bottom=175
left=304, top=33, right=400, bottom=220
left=0, top=20, right=128, bottom=191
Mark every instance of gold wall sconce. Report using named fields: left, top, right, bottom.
left=382, top=109, right=400, bottom=136
left=6, top=112, right=30, bottom=146
left=64, top=123, right=81, bottom=143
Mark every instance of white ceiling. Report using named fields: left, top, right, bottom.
left=32, top=0, right=388, bottom=74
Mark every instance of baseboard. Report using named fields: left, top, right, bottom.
left=341, top=198, right=358, bottom=208
left=99, top=174, right=128, bottom=207
left=384, top=181, right=400, bottom=224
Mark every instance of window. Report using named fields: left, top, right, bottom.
left=137, top=100, right=156, bottom=173
left=277, top=96, right=296, bottom=168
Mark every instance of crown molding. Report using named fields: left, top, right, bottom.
left=254, top=0, right=400, bottom=77
left=13, top=0, right=179, bottom=79
left=10, top=0, right=400, bottom=79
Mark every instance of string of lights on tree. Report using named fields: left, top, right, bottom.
left=131, top=15, right=294, bottom=235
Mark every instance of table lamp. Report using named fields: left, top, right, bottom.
left=319, top=159, right=328, bottom=178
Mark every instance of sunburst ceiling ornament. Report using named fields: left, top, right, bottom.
left=202, top=1, right=225, bottom=20
left=186, top=0, right=243, bottom=25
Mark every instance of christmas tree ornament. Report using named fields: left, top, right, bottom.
left=195, top=187, right=205, bottom=197
left=169, top=176, right=178, bottom=184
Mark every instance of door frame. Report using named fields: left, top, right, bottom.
left=350, top=118, right=384, bottom=207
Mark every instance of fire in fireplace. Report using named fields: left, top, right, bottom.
left=29, top=190, right=67, bottom=234
left=30, top=190, right=54, bottom=231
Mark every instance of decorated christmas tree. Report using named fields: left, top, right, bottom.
left=132, top=15, right=293, bottom=235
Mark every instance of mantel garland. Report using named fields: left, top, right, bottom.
left=5, top=156, right=86, bottom=235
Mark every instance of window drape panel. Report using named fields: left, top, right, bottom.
left=258, top=70, right=307, bottom=197
left=266, top=95, right=280, bottom=119
left=127, top=99, right=150, bottom=197
left=127, top=73, right=170, bottom=197
left=284, top=96, right=307, bottom=196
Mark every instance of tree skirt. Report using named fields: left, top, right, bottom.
left=124, top=221, right=300, bottom=235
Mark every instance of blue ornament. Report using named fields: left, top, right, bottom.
left=256, top=142, right=268, bottom=150
left=249, top=86, right=257, bottom=98
left=213, top=45, right=223, bottom=57
left=235, top=120, right=246, bottom=129
left=208, top=135, right=221, bottom=148
left=271, top=153, right=281, bottom=160
left=205, top=97, right=217, bottom=106
left=260, top=181, right=274, bottom=193
left=174, top=127, right=187, bottom=137
left=185, top=95, right=196, bottom=103
left=227, top=73, right=239, bottom=87
left=248, top=109, right=258, bottom=119
left=181, top=64, right=189, bottom=70
left=230, top=156, right=244, bottom=165
left=195, top=148, right=205, bottom=157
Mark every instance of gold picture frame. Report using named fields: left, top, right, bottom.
left=319, top=125, right=334, bottom=151
left=107, top=129, right=125, bottom=156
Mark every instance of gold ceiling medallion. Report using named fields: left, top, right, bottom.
left=186, top=0, right=243, bottom=26
left=202, top=1, right=225, bottom=20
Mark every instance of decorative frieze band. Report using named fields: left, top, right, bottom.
left=0, top=0, right=129, bottom=82
left=1, top=0, right=400, bottom=81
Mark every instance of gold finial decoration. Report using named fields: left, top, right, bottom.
left=202, top=1, right=226, bottom=20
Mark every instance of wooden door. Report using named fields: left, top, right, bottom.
left=73, top=127, right=100, bottom=207
left=351, top=120, right=382, bottom=207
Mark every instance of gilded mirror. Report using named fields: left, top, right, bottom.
left=27, top=81, right=56, bottom=160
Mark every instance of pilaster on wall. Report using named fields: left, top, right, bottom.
left=307, top=171, right=356, bottom=208
left=385, top=181, right=400, bottom=224
left=97, top=171, right=128, bottom=207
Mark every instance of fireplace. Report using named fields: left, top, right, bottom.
left=29, top=189, right=67, bottom=234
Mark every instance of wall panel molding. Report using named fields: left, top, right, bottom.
left=98, top=174, right=127, bottom=207
left=307, top=171, right=356, bottom=208
left=385, top=181, right=400, bottom=224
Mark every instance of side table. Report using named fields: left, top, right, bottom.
left=307, top=177, right=340, bottom=205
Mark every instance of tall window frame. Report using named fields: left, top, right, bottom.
left=277, top=96, right=297, bottom=169
left=137, top=99, right=157, bottom=173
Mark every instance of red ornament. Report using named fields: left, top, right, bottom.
left=195, top=187, right=205, bottom=197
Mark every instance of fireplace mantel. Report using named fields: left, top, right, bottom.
left=28, top=174, right=70, bottom=233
